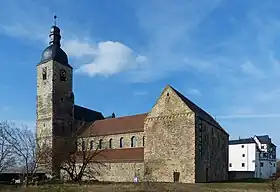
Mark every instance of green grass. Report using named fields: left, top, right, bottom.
left=0, top=180, right=279, bottom=192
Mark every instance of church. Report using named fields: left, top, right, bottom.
left=36, top=23, right=229, bottom=183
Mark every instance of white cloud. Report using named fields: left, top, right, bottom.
left=0, top=1, right=147, bottom=78
left=218, top=113, right=280, bottom=120
left=63, top=39, right=97, bottom=57
left=241, top=60, right=264, bottom=77
left=0, top=106, right=11, bottom=112
left=253, top=89, right=280, bottom=103
left=187, top=89, right=201, bottom=96
left=135, top=55, right=148, bottom=63
left=133, top=90, right=148, bottom=96
left=75, top=41, right=146, bottom=76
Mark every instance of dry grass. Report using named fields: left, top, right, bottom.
left=0, top=180, right=279, bottom=192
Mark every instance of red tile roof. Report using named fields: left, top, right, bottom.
left=76, top=148, right=144, bottom=163
left=80, top=113, right=147, bottom=137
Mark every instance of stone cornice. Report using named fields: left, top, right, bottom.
left=145, top=113, right=194, bottom=123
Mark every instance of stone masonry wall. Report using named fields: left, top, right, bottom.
left=78, top=132, right=144, bottom=151
left=36, top=60, right=74, bottom=175
left=195, top=117, right=229, bottom=182
left=61, top=162, right=144, bottom=182
left=36, top=61, right=54, bottom=166
left=144, top=86, right=196, bottom=183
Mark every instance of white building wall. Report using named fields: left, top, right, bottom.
left=229, top=137, right=277, bottom=179
left=255, top=151, right=261, bottom=178
left=260, top=160, right=272, bottom=178
left=229, top=143, right=256, bottom=172
left=259, top=159, right=277, bottom=178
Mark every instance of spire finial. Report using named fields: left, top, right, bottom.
left=49, top=15, right=61, bottom=46
left=54, top=15, right=57, bottom=26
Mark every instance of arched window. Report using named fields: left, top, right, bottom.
left=131, top=136, right=136, bottom=147
left=82, top=141, right=85, bottom=151
left=109, top=138, right=113, bottom=149
left=99, top=139, right=103, bottom=149
left=120, top=137, right=124, bottom=148
left=143, top=136, right=145, bottom=147
left=90, top=140, right=94, bottom=150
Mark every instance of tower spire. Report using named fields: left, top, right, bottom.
left=54, top=15, right=57, bottom=26
left=49, top=15, right=61, bottom=47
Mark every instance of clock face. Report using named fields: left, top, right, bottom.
left=60, top=69, right=66, bottom=76
left=60, top=69, right=67, bottom=81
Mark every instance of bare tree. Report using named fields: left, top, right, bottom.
left=59, top=123, right=106, bottom=183
left=268, top=174, right=280, bottom=192
left=0, top=121, right=16, bottom=172
left=267, top=166, right=280, bottom=192
left=1, top=121, right=51, bottom=186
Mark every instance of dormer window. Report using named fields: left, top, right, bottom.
left=42, top=67, right=47, bottom=80
left=60, top=69, right=66, bottom=81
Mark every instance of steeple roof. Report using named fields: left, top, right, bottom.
left=39, top=22, right=72, bottom=68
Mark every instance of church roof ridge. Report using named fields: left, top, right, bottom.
left=168, top=85, right=229, bottom=135
left=95, top=112, right=148, bottom=122
left=80, top=113, right=147, bottom=137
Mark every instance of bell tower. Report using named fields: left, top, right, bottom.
left=36, top=18, right=74, bottom=176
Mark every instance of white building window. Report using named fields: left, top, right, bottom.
left=242, top=154, right=245, bottom=157
left=242, top=163, right=245, bottom=167
left=229, top=163, right=232, bottom=167
left=241, top=145, right=244, bottom=148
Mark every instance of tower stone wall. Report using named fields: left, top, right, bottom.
left=36, top=26, right=74, bottom=176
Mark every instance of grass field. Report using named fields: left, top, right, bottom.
left=0, top=180, right=279, bottom=192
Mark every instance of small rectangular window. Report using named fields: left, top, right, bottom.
left=242, top=154, right=245, bottom=157
left=242, top=163, right=245, bottom=167
left=261, top=146, right=264, bottom=149
left=42, top=67, right=47, bottom=80
left=260, top=162, right=264, bottom=167
left=229, top=163, right=232, bottom=167
left=241, top=145, right=244, bottom=148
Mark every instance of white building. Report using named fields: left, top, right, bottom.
left=229, top=135, right=277, bottom=180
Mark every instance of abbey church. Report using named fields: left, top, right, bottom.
left=36, top=24, right=229, bottom=183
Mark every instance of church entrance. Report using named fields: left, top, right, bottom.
left=173, top=172, right=180, bottom=182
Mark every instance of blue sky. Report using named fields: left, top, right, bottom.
left=0, top=0, right=280, bottom=155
